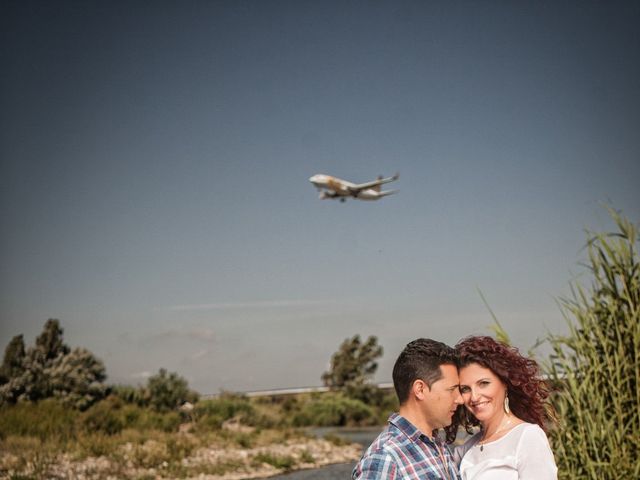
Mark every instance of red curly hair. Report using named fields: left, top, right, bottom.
left=445, top=335, right=553, bottom=443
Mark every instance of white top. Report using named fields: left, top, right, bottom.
left=454, top=423, right=558, bottom=480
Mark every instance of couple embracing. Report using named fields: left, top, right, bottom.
left=352, top=336, right=557, bottom=480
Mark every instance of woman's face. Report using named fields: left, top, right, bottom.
left=459, top=362, right=508, bottom=425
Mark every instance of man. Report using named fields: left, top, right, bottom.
left=352, top=338, right=463, bottom=479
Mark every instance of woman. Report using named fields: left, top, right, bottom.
left=449, top=336, right=557, bottom=479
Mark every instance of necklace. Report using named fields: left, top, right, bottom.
left=478, top=415, right=513, bottom=452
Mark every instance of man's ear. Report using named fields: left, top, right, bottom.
left=411, top=379, right=429, bottom=400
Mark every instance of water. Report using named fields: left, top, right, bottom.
left=272, top=462, right=355, bottom=479
left=269, top=426, right=383, bottom=480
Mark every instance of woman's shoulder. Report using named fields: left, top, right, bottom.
left=517, top=422, right=548, bottom=437
left=513, top=422, right=553, bottom=450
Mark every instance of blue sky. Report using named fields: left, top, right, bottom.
left=1, top=1, right=639, bottom=393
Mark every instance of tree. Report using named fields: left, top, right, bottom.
left=146, top=368, right=199, bottom=411
left=322, top=335, right=383, bottom=402
left=34, top=319, right=70, bottom=361
left=0, top=334, right=26, bottom=384
left=545, top=210, right=639, bottom=479
left=47, top=347, right=107, bottom=410
left=0, top=319, right=107, bottom=409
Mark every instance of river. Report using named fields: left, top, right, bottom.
left=269, top=426, right=382, bottom=480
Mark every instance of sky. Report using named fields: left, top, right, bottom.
left=1, top=1, right=639, bottom=394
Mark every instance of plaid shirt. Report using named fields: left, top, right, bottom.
left=352, top=413, right=460, bottom=480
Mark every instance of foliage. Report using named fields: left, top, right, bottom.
left=252, top=452, right=295, bottom=470
left=145, top=368, right=199, bottom=412
left=477, top=288, right=513, bottom=346
left=291, top=392, right=377, bottom=427
left=35, top=319, right=70, bottom=362
left=47, top=347, right=108, bottom=410
left=111, top=384, right=149, bottom=406
left=0, top=397, right=184, bottom=444
left=80, top=396, right=126, bottom=435
left=545, top=209, right=639, bottom=479
left=0, top=319, right=107, bottom=409
left=322, top=334, right=383, bottom=403
left=193, top=393, right=256, bottom=430
left=0, top=335, right=26, bottom=384
left=0, top=411, right=333, bottom=479
left=0, top=398, right=78, bottom=440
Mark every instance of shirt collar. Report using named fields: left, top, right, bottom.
left=388, top=412, right=441, bottom=446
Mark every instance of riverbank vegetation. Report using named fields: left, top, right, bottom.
left=0, top=392, right=367, bottom=479
left=0, top=322, right=393, bottom=478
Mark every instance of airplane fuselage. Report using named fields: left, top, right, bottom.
left=309, top=173, right=399, bottom=201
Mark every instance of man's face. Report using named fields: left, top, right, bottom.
left=422, top=364, right=463, bottom=430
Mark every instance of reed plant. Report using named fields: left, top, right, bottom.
left=545, top=209, right=639, bottom=479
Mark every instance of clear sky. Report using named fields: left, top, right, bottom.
left=1, top=1, right=639, bottom=394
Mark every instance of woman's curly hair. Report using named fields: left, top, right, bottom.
left=445, top=335, right=554, bottom=443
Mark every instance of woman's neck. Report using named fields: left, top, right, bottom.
left=481, top=411, right=511, bottom=438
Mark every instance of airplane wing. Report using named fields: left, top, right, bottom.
left=348, top=172, right=399, bottom=193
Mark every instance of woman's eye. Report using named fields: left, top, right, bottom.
left=459, top=386, right=470, bottom=393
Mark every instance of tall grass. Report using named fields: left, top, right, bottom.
left=0, top=399, right=78, bottom=440
left=545, top=209, right=639, bottom=479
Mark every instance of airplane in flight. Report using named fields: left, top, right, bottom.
left=309, top=172, right=399, bottom=202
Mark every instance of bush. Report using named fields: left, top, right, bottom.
left=252, top=452, right=296, bottom=471
left=545, top=210, right=639, bottom=479
left=194, top=393, right=255, bottom=430
left=78, top=395, right=182, bottom=435
left=146, top=368, right=198, bottom=412
left=373, top=389, right=399, bottom=423
left=291, top=392, right=376, bottom=427
left=131, top=408, right=181, bottom=432
left=80, top=396, right=125, bottom=435
left=111, top=384, right=149, bottom=406
left=0, top=399, right=78, bottom=439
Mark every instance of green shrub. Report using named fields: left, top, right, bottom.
left=80, top=396, right=125, bottom=435
left=545, top=210, right=639, bottom=479
left=110, top=384, right=149, bottom=406
left=252, top=452, right=296, bottom=471
left=194, top=394, right=255, bottom=430
left=369, top=389, right=398, bottom=423
left=78, top=396, right=181, bottom=435
left=292, top=392, right=376, bottom=427
left=146, top=368, right=198, bottom=412
left=299, top=449, right=314, bottom=464
left=129, top=407, right=181, bottom=432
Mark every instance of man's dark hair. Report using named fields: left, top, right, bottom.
left=392, top=338, right=458, bottom=405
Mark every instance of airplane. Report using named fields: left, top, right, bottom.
left=309, top=172, right=399, bottom=202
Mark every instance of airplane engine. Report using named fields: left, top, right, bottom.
left=319, top=191, right=340, bottom=200
left=356, top=189, right=379, bottom=200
